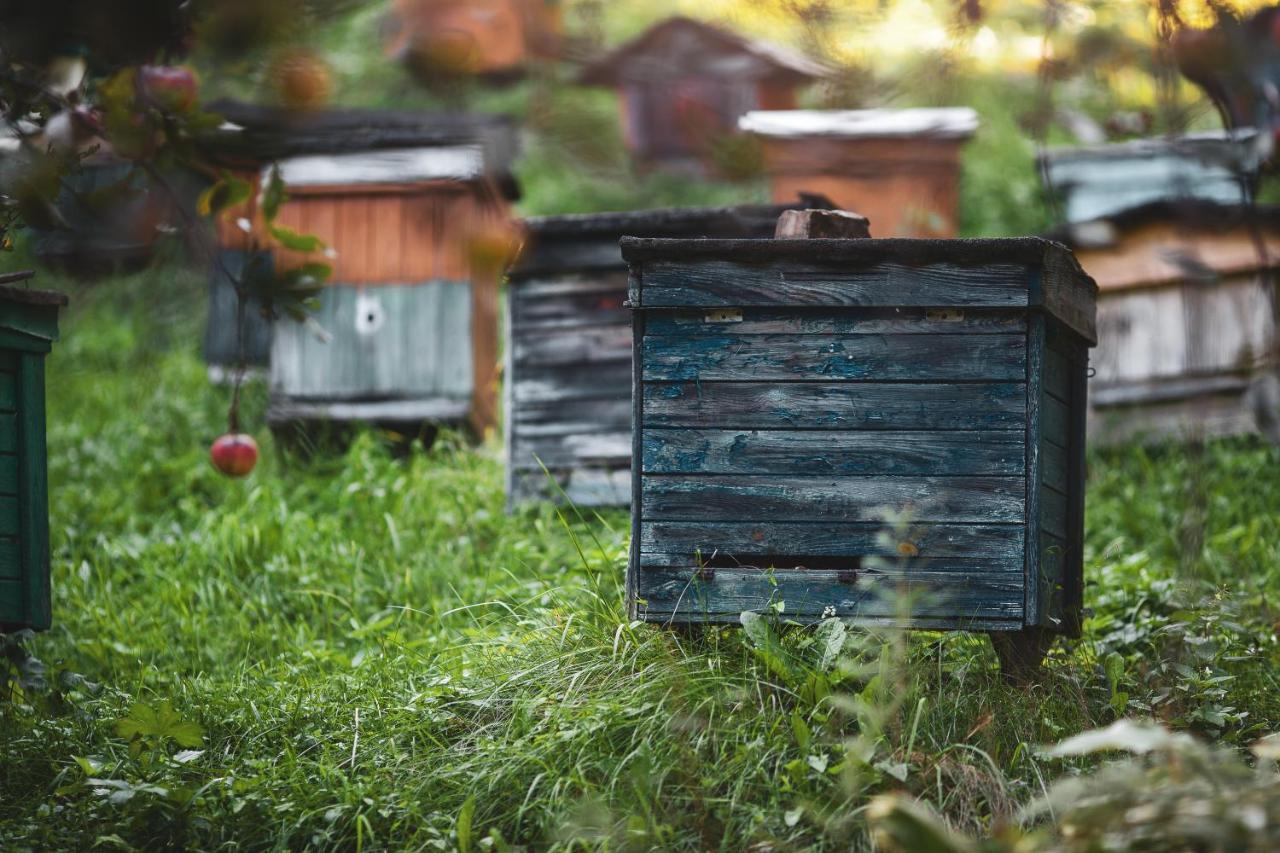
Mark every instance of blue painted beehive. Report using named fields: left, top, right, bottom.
left=622, top=237, right=1097, bottom=664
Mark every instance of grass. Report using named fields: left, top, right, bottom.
left=1, top=259, right=1279, bottom=850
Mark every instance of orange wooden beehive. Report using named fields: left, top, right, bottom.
left=204, top=102, right=519, bottom=439
left=383, top=0, right=561, bottom=79
left=740, top=109, right=979, bottom=237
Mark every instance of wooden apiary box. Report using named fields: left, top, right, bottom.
left=0, top=273, right=66, bottom=633
left=203, top=102, right=519, bottom=439
left=505, top=200, right=827, bottom=509
left=623, top=237, right=1097, bottom=645
left=739, top=109, right=978, bottom=237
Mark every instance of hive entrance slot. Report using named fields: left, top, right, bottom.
left=698, top=553, right=863, bottom=577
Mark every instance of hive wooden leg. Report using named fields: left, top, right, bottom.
left=989, top=628, right=1054, bottom=683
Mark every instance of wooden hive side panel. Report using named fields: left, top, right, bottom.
left=0, top=350, right=50, bottom=632
left=1033, top=317, right=1089, bottom=635
left=506, top=271, right=632, bottom=509
left=631, top=278, right=1033, bottom=626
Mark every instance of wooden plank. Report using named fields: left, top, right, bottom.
left=368, top=195, right=405, bottom=281
left=511, top=467, right=631, bottom=508
left=643, top=382, right=1026, bottom=430
left=0, top=413, right=16, bottom=452
left=635, top=568, right=1025, bottom=622
left=642, top=429, right=1025, bottom=476
left=1064, top=336, right=1088, bottom=636
left=640, top=521, right=1025, bottom=564
left=513, top=397, right=632, bottom=433
left=512, top=326, right=632, bottom=367
left=1043, top=393, right=1070, bottom=449
left=637, top=261, right=1031, bottom=309
left=627, top=279, right=645, bottom=617
left=16, top=353, right=49, bottom=630
left=1040, top=485, right=1068, bottom=539
left=1039, top=251, right=1098, bottom=344
left=1041, top=438, right=1068, bottom=493
left=513, top=361, right=633, bottom=404
left=0, top=455, right=18, bottom=496
left=0, top=372, right=15, bottom=411
left=0, top=578, right=26, bottom=626
left=642, top=333, right=1026, bottom=382
left=0, top=497, right=18, bottom=535
left=644, top=309, right=1024, bottom=337
left=512, top=431, right=631, bottom=470
left=1024, top=313, right=1045, bottom=627
left=270, top=280, right=473, bottom=401
left=641, top=475, right=1025, bottom=523
left=0, top=538, right=19, bottom=580
left=510, top=274, right=631, bottom=300
left=1044, top=346, right=1071, bottom=403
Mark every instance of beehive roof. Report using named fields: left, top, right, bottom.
left=579, top=16, right=825, bottom=86
left=202, top=100, right=519, bottom=192
left=739, top=108, right=979, bottom=139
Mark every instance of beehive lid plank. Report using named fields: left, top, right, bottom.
left=622, top=237, right=1097, bottom=344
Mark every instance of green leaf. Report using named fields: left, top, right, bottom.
left=456, top=794, right=476, bottom=853
left=268, top=223, right=326, bottom=253
left=115, top=701, right=204, bottom=748
left=261, top=165, right=287, bottom=224
left=197, top=174, right=253, bottom=218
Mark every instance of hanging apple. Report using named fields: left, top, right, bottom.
left=210, top=433, right=259, bottom=477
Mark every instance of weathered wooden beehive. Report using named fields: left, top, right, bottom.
left=0, top=271, right=66, bottom=633
left=1039, top=133, right=1260, bottom=225
left=579, top=17, right=824, bottom=170
left=1051, top=200, right=1279, bottom=443
left=739, top=109, right=978, bottom=237
left=505, top=198, right=830, bottom=510
left=204, top=101, right=519, bottom=438
left=623, top=236, right=1097, bottom=664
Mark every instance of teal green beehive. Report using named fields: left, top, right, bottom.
left=0, top=271, right=67, bottom=633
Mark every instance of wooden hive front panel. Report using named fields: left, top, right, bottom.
left=263, top=185, right=506, bottom=434
left=625, top=238, right=1096, bottom=630
left=506, top=271, right=632, bottom=508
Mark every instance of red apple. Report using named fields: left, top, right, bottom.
left=138, top=65, right=199, bottom=114
left=210, top=433, right=259, bottom=478
left=269, top=50, right=333, bottom=111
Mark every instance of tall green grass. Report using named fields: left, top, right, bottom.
left=1, top=261, right=1278, bottom=849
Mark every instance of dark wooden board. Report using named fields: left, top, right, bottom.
left=512, top=326, right=632, bottom=367
left=0, top=373, right=14, bottom=411
left=0, top=497, right=17, bottom=535
left=512, top=431, right=631, bottom=470
left=0, top=455, right=18, bottom=496
left=635, top=567, right=1025, bottom=622
left=513, top=361, right=633, bottom=404
left=642, top=429, right=1025, bottom=476
left=1043, top=393, right=1070, bottom=449
left=1041, top=438, right=1068, bottom=493
left=641, top=475, right=1025, bottom=523
left=640, top=521, right=1025, bottom=564
left=1040, top=485, right=1068, bottom=539
left=0, top=413, right=15, bottom=452
left=511, top=467, right=631, bottom=507
left=635, top=261, right=1032, bottom=309
left=0, top=538, right=19, bottom=580
left=643, top=381, right=1026, bottom=431
left=642, top=333, right=1027, bottom=382
left=513, top=397, right=632, bottom=435
left=644, top=309, right=1024, bottom=337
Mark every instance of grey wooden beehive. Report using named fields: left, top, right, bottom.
left=504, top=198, right=829, bottom=510
left=623, top=236, right=1097, bottom=658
